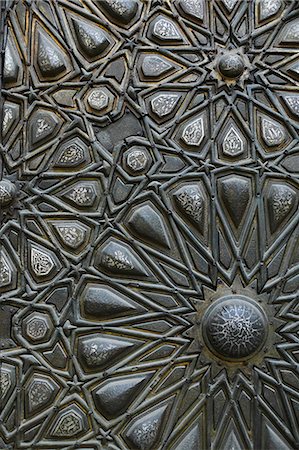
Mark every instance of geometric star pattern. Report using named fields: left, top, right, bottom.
left=0, top=0, right=298, bottom=449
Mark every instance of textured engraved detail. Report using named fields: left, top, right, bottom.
left=83, top=340, right=114, bottom=366
left=72, top=18, right=110, bottom=58
left=179, top=0, right=204, bottom=19
left=174, top=185, right=204, bottom=223
left=283, top=21, right=299, bottom=42
left=87, top=89, right=109, bottom=111
left=56, top=144, right=84, bottom=166
left=97, top=0, right=139, bottom=25
left=31, top=247, right=54, bottom=276
left=272, top=188, right=294, bottom=221
left=25, top=315, right=49, bottom=341
left=0, top=260, right=11, bottom=286
left=130, top=417, right=159, bottom=448
left=284, top=95, right=299, bottom=117
left=0, top=253, right=12, bottom=287
left=104, top=249, right=133, bottom=270
left=26, top=321, right=46, bottom=340
left=27, top=376, right=57, bottom=413
left=182, top=116, right=204, bottom=146
left=223, top=125, right=244, bottom=156
left=78, top=334, right=135, bottom=370
left=36, top=119, right=50, bottom=137
left=260, top=0, right=282, bottom=20
left=36, top=29, right=66, bottom=78
left=64, top=183, right=97, bottom=207
left=0, top=371, right=11, bottom=398
left=97, top=240, right=149, bottom=276
left=29, top=381, right=51, bottom=407
left=3, top=106, right=13, bottom=135
left=203, top=296, right=267, bottom=359
left=267, top=183, right=297, bottom=233
left=54, top=223, right=86, bottom=249
left=261, top=117, right=285, bottom=147
left=29, top=110, right=60, bottom=146
left=2, top=103, right=19, bottom=138
left=125, top=404, right=168, bottom=450
left=0, top=180, right=16, bottom=206
left=55, top=415, right=80, bottom=436
left=69, top=186, right=93, bottom=204
left=4, top=37, right=19, bottom=84
left=153, top=18, right=181, bottom=41
left=142, top=55, right=172, bottom=77
left=51, top=409, right=83, bottom=437
left=4, top=44, right=14, bottom=77
left=151, top=94, right=180, bottom=117
left=105, top=0, right=130, bottom=15
left=126, top=148, right=149, bottom=172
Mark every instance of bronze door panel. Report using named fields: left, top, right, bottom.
left=0, top=1, right=299, bottom=449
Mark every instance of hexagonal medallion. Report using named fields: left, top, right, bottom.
left=125, top=146, right=150, bottom=173
left=24, top=312, right=53, bottom=343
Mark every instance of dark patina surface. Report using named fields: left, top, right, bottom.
left=0, top=0, right=298, bottom=449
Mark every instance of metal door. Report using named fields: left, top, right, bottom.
left=1, top=0, right=299, bottom=449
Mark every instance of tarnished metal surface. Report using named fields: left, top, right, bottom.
left=0, top=0, right=299, bottom=448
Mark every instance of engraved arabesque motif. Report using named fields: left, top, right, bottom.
left=203, top=296, right=268, bottom=359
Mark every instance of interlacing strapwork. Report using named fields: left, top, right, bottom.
left=0, top=1, right=299, bottom=449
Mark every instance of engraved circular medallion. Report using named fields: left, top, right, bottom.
left=0, top=180, right=16, bottom=206
left=202, top=296, right=268, bottom=360
left=218, top=54, right=245, bottom=79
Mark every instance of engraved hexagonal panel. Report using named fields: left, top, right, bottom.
left=23, top=312, right=54, bottom=343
